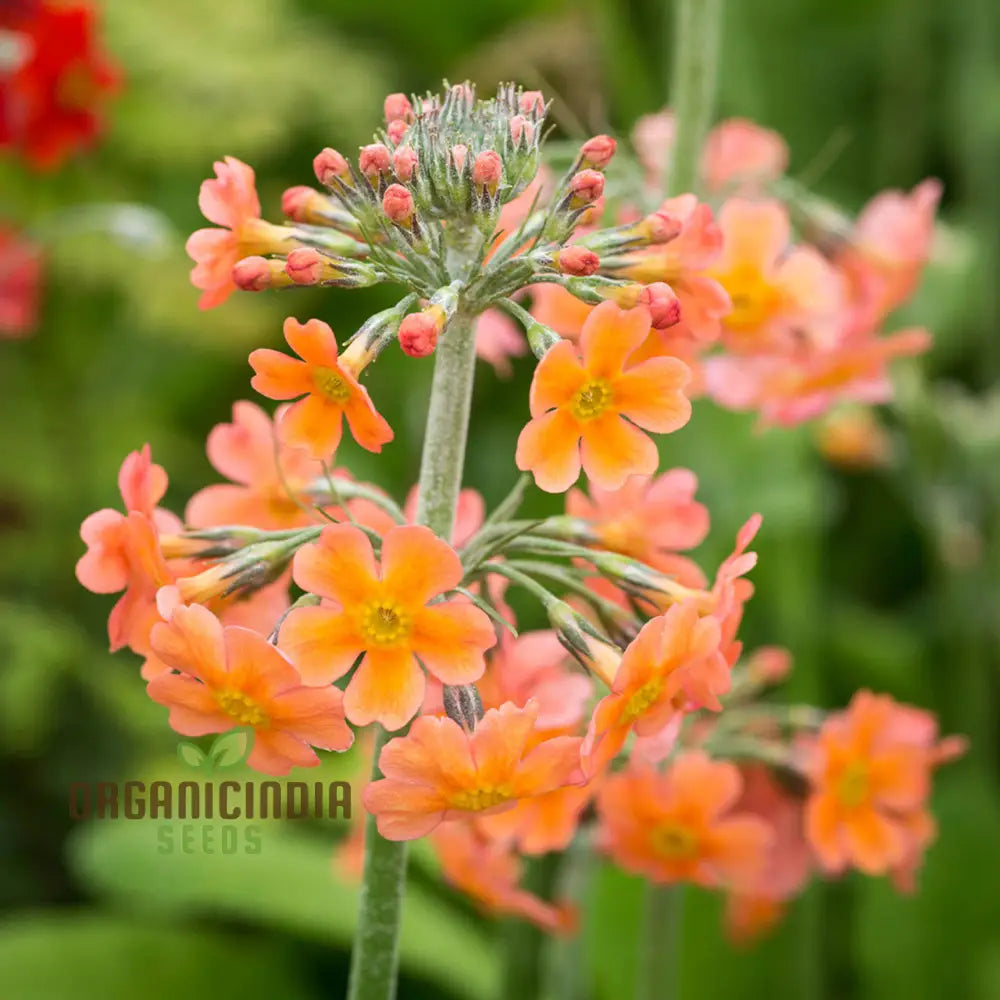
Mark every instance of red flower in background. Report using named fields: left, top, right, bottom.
left=0, top=224, right=40, bottom=336
left=0, top=1, right=119, bottom=170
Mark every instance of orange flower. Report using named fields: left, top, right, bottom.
left=702, top=119, right=788, bottom=193
left=250, top=317, right=393, bottom=461
left=815, top=407, right=893, bottom=469
left=566, top=468, right=709, bottom=568
left=432, top=823, right=577, bottom=934
left=516, top=301, right=691, bottom=493
left=186, top=401, right=328, bottom=531
left=148, top=602, right=352, bottom=775
left=597, top=753, right=772, bottom=887
left=279, top=523, right=495, bottom=729
left=476, top=782, right=593, bottom=855
left=582, top=601, right=728, bottom=776
left=804, top=690, right=937, bottom=876
left=529, top=282, right=595, bottom=340
left=709, top=199, right=842, bottom=354
left=724, top=894, right=786, bottom=947
left=363, top=701, right=583, bottom=840
left=186, top=157, right=298, bottom=310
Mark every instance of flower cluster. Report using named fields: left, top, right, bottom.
left=78, top=81, right=960, bottom=943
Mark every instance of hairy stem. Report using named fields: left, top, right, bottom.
left=636, top=884, right=685, bottom=1000
left=346, top=312, right=480, bottom=1000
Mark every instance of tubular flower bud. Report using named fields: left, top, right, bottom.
left=568, top=169, right=605, bottom=209
left=636, top=210, right=684, bottom=244
left=359, top=143, right=391, bottom=183
left=232, top=256, right=294, bottom=291
left=386, top=120, right=408, bottom=145
left=442, top=684, right=484, bottom=733
left=384, top=92, right=414, bottom=123
left=285, top=247, right=325, bottom=285
left=509, top=115, right=534, bottom=146
left=638, top=282, right=682, bottom=329
left=518, top=90, right=545, bottom=116
left=313, top=147, right=350, bottom=186
left=450, top=144, right=468, bottom=172
left=580, top=134, right=617, bottom=170
left=284, top=249, right=380, bottom=288
left=281, top=186, right=337, bottom=226
left=393, top=145, right=418, bottom=181
left=399, top=306, right=445, bottom=357
left=383, top=183, right=415, bottom=226
left=555, top=246, right=600, bottom=277
left=472, top=150, right=503, bottom=194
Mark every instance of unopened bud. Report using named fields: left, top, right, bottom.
left=638, top=282, right=682, bottom=329
left=518, top=90, right=545, bottom=116
left=580, top=134, right=616, bottom=170
left=359, top=143, right=391, bottom=182
left=283, top=249, right=379, bottom=288
left=399, top=307, right=444, bottom=357
left=509, top=115, right=534, bottom=146
left=443, top=684, right=484, bottom=733
left=281, top=185, right=326, bottom=224
left=450, top=144, right=468, bottom=172
left=313, top=147, right=350, bottom=187
left=382, top=183, right=415, bottom=226
left=747, top=646, right=793, bottom=686
left=555, top=246, right=600, bottom=277
left=568, top=169, right=605, bottom=208
left=383, top=92, right=414, bottom=123
left=393, top=145, right=418, bottom=181
left=547, top=599, right=603, bottom=659
left=232, top=256, right=293, bottom=291
left=386, top=119, right=408, bottom=145
left=472, top=150, right=503, bottom=193
left=285, top=247, right=325, bottom=285
left=638, top=210, right=683, bottom=244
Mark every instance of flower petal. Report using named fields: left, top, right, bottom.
left=344, top=648, right=425, bottom=731
left=515, top=408, right=582, bottom=494
left=279, top=394, right=344, bottom=460
left=249, top=349, right=313, bottom=400
left=149, top=603, right=226, bottom=683
left=580, top=301, right=652, bottom=377
left=292, top=524, right=379, bottom=606
left=283, top=317, right=340, bottom=368
left=411, top=602, right=493, bottom=684
left=381, top=525, right=463, bottom=606
left=278, top=605, right=362, bottom=685
left=612, top=357, right=692, bottom=432
left=580, top=414, right=659, bottom=490
left=528, top=340, right=585, bottom=416
left=146, top=673, right=231, bottom=735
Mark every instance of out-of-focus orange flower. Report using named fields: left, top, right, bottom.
left=597, top=753, right=772, bottom=888
left=432, top=822, right=577, bottom=934
left=815, top=407, right=893, bottom=469
left=474, top=307, right=528, bottom=377
left=0, top=1, right=119, bottom=170
left=702, top=119, right=788, bottom=193
left=724, top=894, right=786, bottom=947
left=516, top=301, right=691, bottom=493
left=0, top=225, right=41, bottom=337
left=363, top=701, right=582, bottom=840
left=250, top=317, right=393, bottom=461
left=582, top=601, right=728, bottom=777
left=148, top=602, right=352, bottom=775
left=279, top=523, right=495, bottom=730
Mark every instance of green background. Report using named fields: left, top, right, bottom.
left=1, top=0, right=999, bottom=996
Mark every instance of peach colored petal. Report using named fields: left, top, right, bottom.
left=278, top=605, right=362, bottom=685
left=185, top=484, right=271, bottom=530
left=343, top=388, right=393, bottom=452
left=717, top=199, right=789, bottom=270
left=284, top=316, right=341, bottom=368
left=378, top=714, right=476, bottom=788
left=804, top=793, right=847, bottom=872
left=845, top=809, right=906, bottom=875
left=149, top=603, right=226, bottom=684
left=279, top=394, right=344, bottom=460
left=146, top=674, right=231, bottom=735
left=411, top=603, right=493, bottom=684
left=706, top=816, right=772, bottom=888
left=470, top=703, right=537, bottom=787
left=580, top=413, right=659, bottom=490
left=528, top=340, right=586, bottom=416
left=204, top=401, right=276, bottom=486
left=222, top=626, right=302, bottom=697
left=668, top=751, right=741, bottom=818
left=249, top=349, right=314, bottom=400
left=76, top=509, right=128, bottom=593
left=364, top=784, right=449, bottom=841
left=613, top=356, right=692, bottom=432
left=381, top=525, right=463, bottom=606
left=344, top=648, right=424, bottom=730
left=515, top=408, right=582, bottom=493
left=269, top=686, right=354, bottom=750
left=580, top=302, right=652, bottom=378
left=292, top=525, right=379, bottom=606
left=512, top=736, right=583, bottom=796
left=249, top=728, right=319, bottom=775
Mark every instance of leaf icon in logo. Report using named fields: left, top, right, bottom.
left=177, top=741, right=209, bottom=770
left=209, top=729, right=253, bottom=768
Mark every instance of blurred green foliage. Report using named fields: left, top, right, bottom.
left=1, top=0, right=999, bottom=997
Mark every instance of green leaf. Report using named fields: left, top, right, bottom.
left=209, top=730, right=252, bottom=768
left=177, top=742, right=207, bottom=769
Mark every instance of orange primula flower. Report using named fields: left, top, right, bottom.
left=250, top=317, right=393, bottom=461
left=516, top=300, right=691, bottom=493
left=476, top=782, right=594, bottom=855
left=148, top=602, right=352, bottom=775
left=804, top=690, right=950, bottom=877
left=363, top=701, right=583, bottom=840
left=186, top=156, right=297, bottom=309
left=432, top=822, right=576, bottom=934
left=597, top=752, right=772, bottom=888
left=279, top=523, right=495, bottom=730
left=582, top=601, right=728, bottom=776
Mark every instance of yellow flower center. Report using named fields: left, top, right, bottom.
left=215, top=689, right=268, bottom=727
left=652, top=822, right=699, bottom=860
left=267, top=490, right=304, bottom=520
left=450, top=785, right=512, bottom=811
left=359, top=600, right=411, bottom=646
left=313, top=366, right=352, bottom=403
left=836, top=760, right=870, bottom=808
left=716, top=264, right=782, bottom=332
left=620, top=677, right=665, bottom=724
left=570, top=378, right=613, bottom=421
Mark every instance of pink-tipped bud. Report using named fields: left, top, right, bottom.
left=472, top=150, right=503, bottom=192
left=281, top=185, right=321, bottom=223
left=393, top=145, right=418, bottom=181
left=555, top=246, right=600, bottom=277
left=580, top=134, right=617, bottom=170
left=313, top=147, right=350, bottom=186
left=359, top=143, right=391, bottom=182
left=450, top=83, right=474, bottom=107
left=285, top=247, right=325, bottom=285
left=519, top=90, right=545, bottom=116
left=569, top=169, right=605, bottom=208
left=386, top=120, right=408, bottom=145
left=383, top=92, right=413, bottom=123
left=233, top=256, right=288, bottom=291
left=399, top=310, right=442, bottom=358
left=509, top=115, right=534, bottom=146
left=450, top=144, right=468, bottom=172
left=640, top=210, right=683, bottom=244
left=383, top=183, right=415, bottom=225
left=638, top=282, right=682, bottom=329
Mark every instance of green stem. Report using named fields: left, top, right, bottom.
left=635, top=884, right=685, bottom=1000
left=500, top=853, right=562, bottom=1000
left=346, top=313, right=480, bottom=1000
left=664, top=0, right=725, bottom=196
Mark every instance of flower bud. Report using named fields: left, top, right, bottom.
left=518, top=90, right=545, bottom=116
left=568, top=169, right=605, bottom=208
left=281, top=185, right=335, bottom=226
left=450, top=144, right=468, bottom=172
left=509, top=115, right=534, bottom=146
left=399, top=308, right=444, bottom=357
left=472, top=150, right=502, bottom=193
left=580, top=134, right=616, bottom=170
left=386, top=119, right=408, bottom=145
left=638, top=281, right=682, bottom=329
left=638, top=210, right=683, bottom=244
left=359, top=143, right=391, bottom=183
left=555, top=246, right=600, bottom=277
left=383, top=183, right=415, bottom=226
left=442, top=684, right=484, bottom=733
left=285, top=247, right=325, bottom=285
left=313, top=147, right=350, bottom=187
left=383, top=92, right=413, bottom=123
left=232, top=256, right=293, bottom=291
left=393, top=145, right=418, bottom=181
